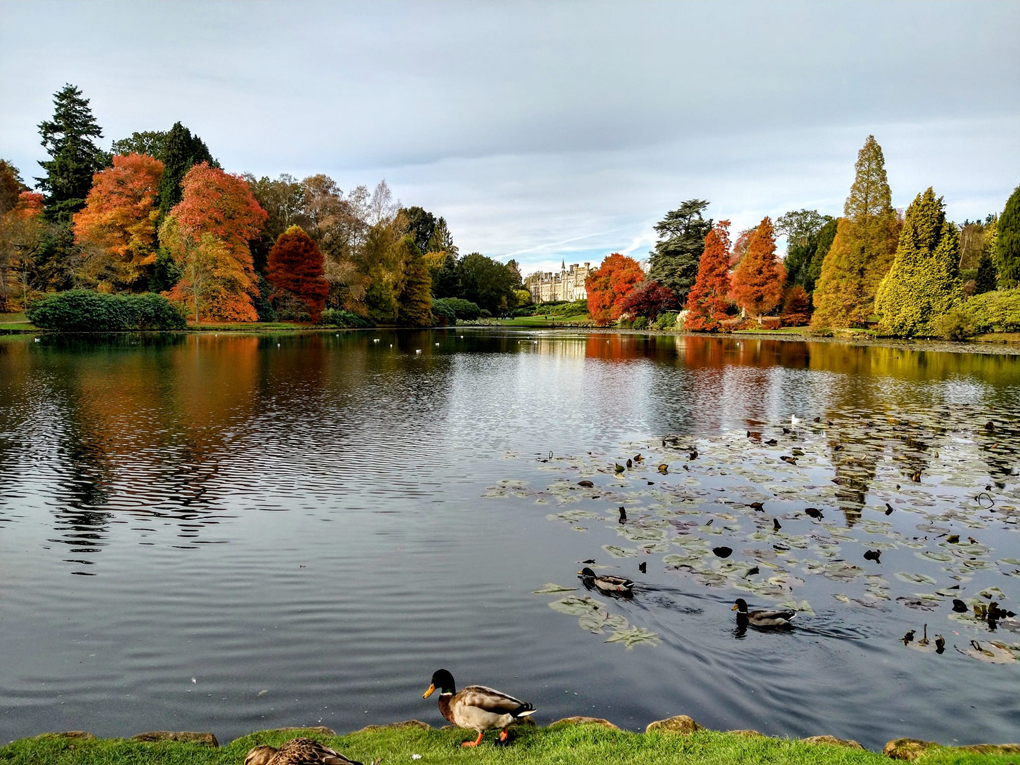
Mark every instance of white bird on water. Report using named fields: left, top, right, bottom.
left=791, top=415, right=801, bottom=425
left=416, top=349, right=421, bottom=354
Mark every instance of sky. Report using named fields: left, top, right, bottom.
left=1, top=0, right=1018, bottom=276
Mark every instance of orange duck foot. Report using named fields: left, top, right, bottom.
left=462, top=732, right=484, bottom=747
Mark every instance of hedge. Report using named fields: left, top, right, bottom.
left=26, top=291, right=187, bottom=332
left=962, top=289, right=1020, bottom=333
left=431, top=299, right=457, bottom=326
left=320, top=308, right=375, bottom=329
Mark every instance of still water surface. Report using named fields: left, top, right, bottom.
left=0, top=330, right=1018, bottom=747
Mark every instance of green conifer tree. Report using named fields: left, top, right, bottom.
left=804, top=217, right=838, bottom=293
left=157, top=122, right=215, bottom=224
left=875, top=188, right=961, bottom=337
left=648, top=199, right=712, bottom=303
left=812, top=136, right=900, bottom=327
left=398, top=252, right=434, bottom=327
left=994, top=184, right=1020, bottom=288
left=36, top=84, right=108, bottom=221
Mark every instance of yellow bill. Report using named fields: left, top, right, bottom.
left=423, top=683, right=436, bottom=699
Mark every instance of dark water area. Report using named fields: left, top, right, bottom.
left=1, top=330, right=1018, bottom=748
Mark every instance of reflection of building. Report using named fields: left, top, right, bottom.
left=524, top=261, right=591, bottom=303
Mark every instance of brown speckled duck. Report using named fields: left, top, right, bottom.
left=244, top=738, right=362, bottom=765
left=423, top=668, right=536, bottom=746
left=733, top=598, right=796, bottom=628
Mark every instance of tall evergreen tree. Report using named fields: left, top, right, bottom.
left=648, top=199, right=712, bottom=303
left=812, top=136, right=900, bottom=327
left=875, top=188, right=961, bottom=337
left=804, top=217, right=838, bottom=292
left=994, top=184, right=1020, bottom=288
left=397, top=251, right=433, bottom=327
left=402, top=206, right=438, bottom=255
left=157, top=122, right=215, bottom=224
left=36, top=84, right=108, bottom=222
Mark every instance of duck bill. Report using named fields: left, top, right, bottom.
left=423, top=683, right=436, bottom=699
left=731, top=604, right=739, bottom=611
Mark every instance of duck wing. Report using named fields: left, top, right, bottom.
left=460, top=685, right=536, bottom=718
left=749, top=609, right=796, bottom=627
left=595, top=576, right=633, bottom=592
left=273, top=738, right=363, bottom=765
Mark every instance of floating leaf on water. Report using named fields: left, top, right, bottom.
left=917, top=551, right=954, bottom=562
left=602, top=544, right=639, bottom=559
left=578, top=611, right=629, bottom=634
left=605, top=626, right=661, bottom=648
left=896, top=596, right=939, bottom=611
left=979, top=587, right=1008, bottom=601
left=617, top=526, right=668, bottom=543
left=957, top=640, right=1017, bottom=664
left=833, top=594, right=851, bottom=603
left=895, top=572, right=938, bottom=585
left=532, top=584, right=578, bottom=594
left=779, top=599, right=814, bottom=615
left=548, top=596, right=602, bottom=616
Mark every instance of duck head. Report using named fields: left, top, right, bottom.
left=578, top=567, right=596, bottom=578
left=732, top=598, right=749, bottom=613
left=424, top=668, right=456, bottom=698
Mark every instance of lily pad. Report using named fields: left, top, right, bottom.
left=605, top=627, right=661, bottom=648
left=532, top=583, right=578, bottom=594
left=895, top=572, right=938, bottom=585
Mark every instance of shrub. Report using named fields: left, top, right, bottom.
left=936, top=307, right=976, bottom=340
left=320, top=308, right=375, bottom=328
left=443, top=298, right=481, bottom=320
left=431, top=299, right=457, bottom=327
left=653, top=311, right=678, bottom=330
left=479, top=308, right=492, bottom=319
left=27, top=290, right=186, bottom=331
left=962, top=289, right=1020, bottom=333
left=760, top=316, right=782, bottom=330
left=632, top=316, right=649, bottom=330
left=617, top=317, right=634, bottom=329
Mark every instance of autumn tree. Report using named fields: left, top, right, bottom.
left=812, top=135, right=900, bottom=327
left=0, top=190, right=46, bottom=311
left=162, top=220, right=243, bottom=324
left=731, top=217, right=785, bottom=319
left=875, top=188, right=961, bottom=337
left=397, top=246, right=433, bottom=327
left=362, top=213, right=412, bottom=323
left=618, top=279, right=677, bottom=319
left=586, top=253, right=644, bottom=325
left=72, top=153, right=164, bottom=290
left=160, top=163, right=267, bottom=322
left=245, top=173, right=307, bottom=272
left=265, top=225, right=329, bottom=322
left=781, top=285, right=811, bottom=326
left=157, top=122, right=215, bottom=224
left=648, top=199, right=712, bottom=302
left=684, top=221, right=732, bottom=331
left=36, top=84, right=108, bottom=221
left=994, top=184, right=1020, bottom=288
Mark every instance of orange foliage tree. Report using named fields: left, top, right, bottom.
left=162, top=163, right=267, bottom=322
left=266, top=225, right=329, bottom=322
left=685, top=221, right=732, bottom=331
left=585, top=253, right=644, bottom=325
left=73, top=153, right=164, bottom=290
left=781, top=285, right=811, bottom=326
left=1, top=192, right=46, bottom=311
left=731, top=217, right=785, bottom=319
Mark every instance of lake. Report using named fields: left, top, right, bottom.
left=1, top=330, right=1018, bottom=749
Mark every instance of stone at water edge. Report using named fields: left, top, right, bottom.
left=260, top=726, right=337, bottom=736
left=645, top=715, right=703, bottom=734
left=29, top=732, right=96, bottom=741
left=883, top=738, right=938, bottom=760
left=547, top=717, right=620, bottom=730
left=354, top=720, right=432, bottom=734
left=801, top=735, right=865, bottom=750
left=130, top=731, right=219, bottom=747
left=960, top=744, right=1020, bottom=755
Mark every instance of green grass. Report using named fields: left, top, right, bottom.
left=495, top=314, right=592, bottom=326
left=1, top=724, right=1016, bottom=765
left=0, top=312, right=36, bottom=332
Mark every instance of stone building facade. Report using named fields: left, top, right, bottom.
left=524, top=261, right=592, bottom=303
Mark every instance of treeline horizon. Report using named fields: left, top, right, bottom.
left=2, top=84, right=1018, bottom=338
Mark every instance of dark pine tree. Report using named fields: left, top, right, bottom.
left=648, top=199, right=712, bottom=303
left=36, top=84, right=107, bottom=222
left=157, top=122, right=215, bottom=224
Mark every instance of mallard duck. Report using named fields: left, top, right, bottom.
left=579, top=567, right=634, bottom=594
left=244, top=738, right=362, bottom=765
left=423, top=669, right=535, bottom=746
left=732, top=598, right=796, bottom=628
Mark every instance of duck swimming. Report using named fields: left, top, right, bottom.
left=423, top=669, right=535, bottom=746
left=579, top=567, right=634, bottom=595
left=732, top=598, right=796, bottom=628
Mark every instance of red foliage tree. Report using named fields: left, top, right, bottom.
left=685, top=221, right=733, bottom=331
left=73, top=153, right=164, bottom=289
left=619, top=279, right=678, bottom=319
left=266, top=225, right=329, bottom=322
left=163, top=163, right=267, bottom=322
left=731, top=217, right=786, bottom=319
left=13, top=191, right=44, bottom=220
left=585, top=253, right=644, bottom=325
left=781, top=285, right=811, bottom=326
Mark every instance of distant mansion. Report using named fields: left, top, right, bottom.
left=524, top=261, right=592, bottom=303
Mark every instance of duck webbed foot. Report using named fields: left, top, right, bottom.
left=462, top=732, right=484, bottom=747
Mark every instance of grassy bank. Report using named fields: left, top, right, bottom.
left=2, top=723, right=1018, bottom=765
